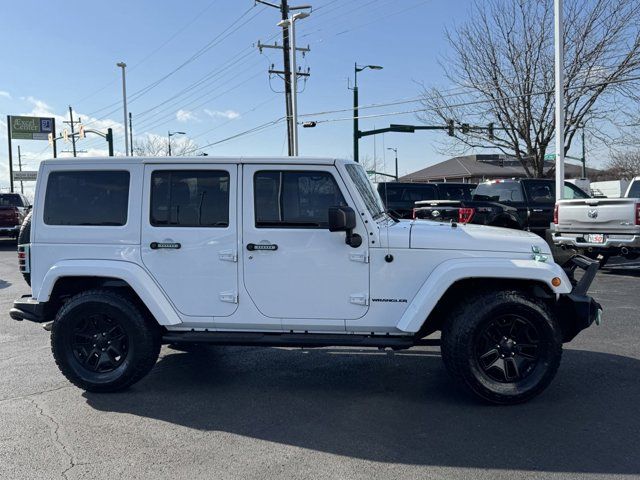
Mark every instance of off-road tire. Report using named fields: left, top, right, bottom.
left=17, top=211, right=32, bottom=285
left=51, top=289, right=161, bottom=392
left=441, top=290, right=563, bottom=405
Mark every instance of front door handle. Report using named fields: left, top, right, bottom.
left=150, top=242, right=181, bottom=250
left=247, top=243, right=278, bottom=251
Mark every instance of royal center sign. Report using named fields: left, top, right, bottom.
left=9, top=116, right=54, bottom=141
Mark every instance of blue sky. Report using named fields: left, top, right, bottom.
left=0, top=0, right=592, bottom=192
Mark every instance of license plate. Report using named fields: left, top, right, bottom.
left=586, top=234, right=605, bottom=244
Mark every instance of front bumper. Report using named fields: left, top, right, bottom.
left=557, top=255, right=603, bottom=342
left=10, top=295, right=49, bottom=323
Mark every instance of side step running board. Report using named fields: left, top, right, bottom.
left=163, top=331, right=440, bottom=349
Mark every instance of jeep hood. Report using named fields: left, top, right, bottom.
left=408, top=221, right=551, bottom=254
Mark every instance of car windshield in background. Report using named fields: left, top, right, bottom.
left=345, top=164, right=386, bottom=219
left=473, top=182, right=524, bottom=203
left=439, top=184, right=475, bottom=201
left=0, top=194, right=24, bottom=207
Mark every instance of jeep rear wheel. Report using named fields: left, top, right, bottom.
left=51, top=290, right=161, bottom=392
left=441, top=290, right=562, bottom=405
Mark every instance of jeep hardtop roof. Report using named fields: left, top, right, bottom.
left=40, top=156, right=346, bottom=166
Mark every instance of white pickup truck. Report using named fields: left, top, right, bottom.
left=552, top=177, right=640, bottom=263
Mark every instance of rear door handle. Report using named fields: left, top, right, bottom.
left=150, top=242, right=181, bottom=250
left=247, top=243, right=278, bottom=251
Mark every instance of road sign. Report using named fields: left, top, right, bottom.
left=544, top=153, right=556, bottom=160
left=13, top=171, right=38, bottom=181
left=9, top=116, right=54, bottom=141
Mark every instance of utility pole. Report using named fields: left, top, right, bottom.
left=17, top=145, right=24, bottom=194
left=554, top=0, right=565, bottom=200
left=129, top=112, right=134, bottom=156
left=117, top=62, right=129, bottom=156
left=6, top=115, right=13, bottom=192
left=257, top=0, right=311, bottom=156
left=63, top=106, right=81, bottom=157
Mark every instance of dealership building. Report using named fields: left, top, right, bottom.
left=398, top=154, right=592, bottom=183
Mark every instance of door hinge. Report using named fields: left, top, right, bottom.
left=218, top=249, right=237, bottom=262
left=349, top=293, right=369, bottom=306
left=219, top=291, right=238, bottom=304
left=349, top=252, right=369, bottom=263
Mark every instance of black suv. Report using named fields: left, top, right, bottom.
left=377, top=182, right=476, bottom=219
left=412, top=179, right=589, bottom=236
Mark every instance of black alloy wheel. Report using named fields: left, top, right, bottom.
left=475, top=314, right=540, bottom=383
left=71, top=313, right=129, bottom=373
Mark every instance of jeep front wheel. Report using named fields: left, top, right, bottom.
left=441, top=290, right=562, bottom=405
left=51, top=290, right=161, bottom=392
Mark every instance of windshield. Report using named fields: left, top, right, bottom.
left=345, top=164, right=386, bottom=219
left=0, top=194, right=24, bottom=207
left=439, top=184, right=475, bottom=200
left=473, top=182, right=523, bottom=203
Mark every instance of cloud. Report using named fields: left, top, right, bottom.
left=204, top=109, right=240, bottom=120
left=0, top=90, right=10, bottom=99
left=176, top=109, right=197, bottom=122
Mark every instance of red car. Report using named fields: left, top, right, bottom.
left=0, top=193, right=30, bottom=240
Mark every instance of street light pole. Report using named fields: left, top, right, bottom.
left=387, top=147, right=398, bottom=180
left=352, top=64, right=383, bottom=163
left=554, top=0, right=565, bottom=200
left=168, top=131, right=186, bottom=157
left=278, top=11, right=310, bottom=156
left=117, top=62, right=129, bottom=156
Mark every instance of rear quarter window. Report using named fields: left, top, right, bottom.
left=43, top=171, right=130, bottom=226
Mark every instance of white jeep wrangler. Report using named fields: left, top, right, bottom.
left=11, top=156, right=602, bottom=404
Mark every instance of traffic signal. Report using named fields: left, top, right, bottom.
left=461, top=123, right=470, bottom=134
left=488, top=122, right=495, bottom=140
left=79, top=125, right=86, bottom=139
left=447, top=119, right=454, bottom=136
left=62, top=129, right=69, bottom=142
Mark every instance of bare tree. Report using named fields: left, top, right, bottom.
left=133, top=135, right=200, bottom=157
left=605, top=150, right=640, bottom=179
left=420, top=0, right=640, bottom=178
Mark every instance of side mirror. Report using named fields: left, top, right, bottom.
left=328, top=206, right=362, bottom=248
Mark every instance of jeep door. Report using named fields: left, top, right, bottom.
left=241, top=165, right=370, bottom=325
left=141, top=164, right=238, bottom=317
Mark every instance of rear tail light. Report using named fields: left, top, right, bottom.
left=636, top=204, right=640, bottom=226
left=412, top=208, right=417, bottom=219
left=458, top=207, right=475, bottom=224
left=17, top=244, right=30, bottom=274
left=553, top=204, right=559, bottom=224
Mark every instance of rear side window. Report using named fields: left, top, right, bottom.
left=44, top=171, right=130, bottom=226
left=254, top=171, right=346, bottom=228
left=150, top=170, right=229, bottom=227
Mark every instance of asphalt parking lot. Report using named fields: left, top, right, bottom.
left=0, top=240, right=639, bottom=480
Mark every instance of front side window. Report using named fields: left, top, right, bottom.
left=150, top=170, right=229, bottom=227
left=44, top=171, right=130, bottom=226
left=254, top=171, right=346, bottom=228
